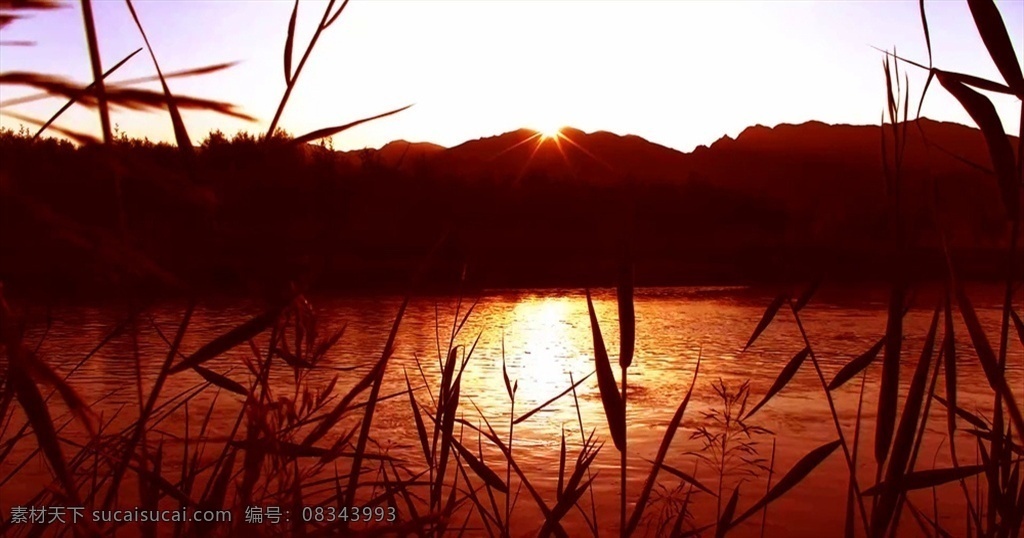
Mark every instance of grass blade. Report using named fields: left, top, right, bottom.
left=343, top=297, right=409, bottom=508
left=585, top=289, right=625, bottom=452
left=744, top=294, right=787, bottom=350
left=618, top=261, right=635, bottom=369
left=943, top=294, right=958, bottom=440
left=730, top=439, right=842, bottom=528
left=404, top=368, right=431, bottom=465
left=557, top=428, right=566, bottom=498
left=956, top=285, right=1024, bottom=446
left=716, top=485, right=741, bottom=538
left=32, top=47, right=141, bottom=139
left=930, top=395, right=990, bottom=431
left=625, top=353, right=701, bottom=536
left=936, top=70, right=1019, bottom=220
left=862, top=465, right=990, bottom=496
left=877, top=284, right=906, bottom=466
left=872, top=303, right=941, bottom=535
left=501, top=336, right=514, bottom=401
left=170, top=306, right=281, bottom=373
left=966, top=0, right=1024, bottom=97
left=191, top=366, right=248, bottom=397
left=284, top=0, right=299, bottom=84
left=744, top=346, right=810, bottom=420
left=1010, top=308, right=1024, bottom=349
left=793, top=277, right=822, bottom=313
left=291, top=104, right=412, bottom=146
left=7, top=364, right=77, bottom=501
left=450, top=435, right=508, bottom=494
left=513, top=371, right=593, bottom=425
left=828, top=336, right=885, bottom=391
left=79, top=0, right=111, bottom=145
left=647, top=459, right=716, bottom=496
left=124, top=0, right=194, bottom=155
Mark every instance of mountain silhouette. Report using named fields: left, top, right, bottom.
left=337, top=117, right=1014, bottom=240
left=341, top=119, right=1011, bottom=213
left=0, top=117, right=1018, bottom=295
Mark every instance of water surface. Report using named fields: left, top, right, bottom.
left=4, top=285, right=1021, bottom=537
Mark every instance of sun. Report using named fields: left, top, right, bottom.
left=534, top=124, right=563, bottom=141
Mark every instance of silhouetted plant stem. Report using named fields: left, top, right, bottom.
left=570, top=371, right=601, bottom=537
left=760, top=438, right=776, bottom=538
left=845, top=372, right=868, bottom=538
left=79, top=0, right=111, bottom=146
left=79, top=0, right=130, bottom=239
left=788, top=301, right=872, bottom=536
left=266, top=0, right=349, bottom=139
left=620, top=367, right=627, bottom=538
left=505, top=397, right=514, bottom=538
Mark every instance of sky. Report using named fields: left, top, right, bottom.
left=0, top=0, right=1022, bottom=152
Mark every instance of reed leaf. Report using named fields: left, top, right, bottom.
left=966, top=0, right=1024, bottom=97
left=15, top=350, right=95, bottom=435
left=716, top=485, right=741, bottom=538
left=124, top=0, right=193, bottom=155
left=828, top=336, right=885, bottom=391
left=730, top=439, right=842, bottom=528
left=284, top=0, right=299, bottom=84
left=203, top=448, right=236, bottom=512
left=744, top=293, right=787, bottom=350
left=941, top=68, right=1015, bottom=95
left=513, top=371, right=593, bottom=425
left=862, top=465, right=990, bottom=496
left=170, top=307, right=281, bottom=373
left=541, top=433, right=603, bottom=538
left=0, top=72, right=255, bottom=120
left=956, top=285, right=1024, bottom=445
left=618, top=261, right=635, bottom=369
left=230, top=439, right=331, bottom=458
left=303, top=349, right=389, bottom=446
left=645, top=459, right=716, bottom=496
left=191, top=366, right=248, bottom=396
left=29, top=47, right=142, bottom=139
left=0, top=60, right=238, bottom=110
left=0, top=109, right=99, bottom=145
left=557, top=429, right=566, bottom=499
left=404, top=368, right=431, bottom=464
left=1010, top=308, right=1024, bottom=348
left=872, top=303, right=941, bottom=536
left=540, top=474, right=598, bottom=538
left=344, top=297, right=409, bottom=507
left=963, top=429, right=1024, bottom=455
left=793, top=277, right=822, bottom=313
left=877, top=284, right=906, bottom=466
left=7, top=364, right=77, bottom=501
left=744, top=346, right=810, bottom=420
left=625, top=354, right=701, bottom=536
left=324, top=0, right=350, bottom=28
left=930, top=395, right=989, bottom=431
left=943, top=295, right=958, bottom=439
left=919, top=0, right=931, bottom=66
left=464, top=404, right=569, bottom=538
left=873, top=48, right=1015, bottom=95
left=450, top=435, right=508, bottom=494
left=501, top=345, right=514, bottom=401
left=79, top=0, right=111, bottom=145
left=585, top=289, right=625, bottom=452
left=936, top=70, right=1019, bottom=220
left=291, top=104, right=413, bottom=146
